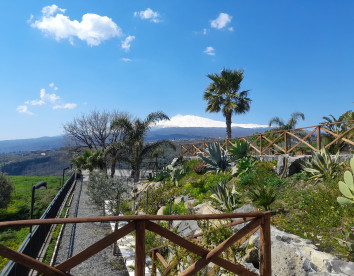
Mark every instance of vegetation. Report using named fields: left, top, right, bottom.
left=71, top=149, right=105, bottom=172
left=204, top=68, right=251, bottom=139
left=337, top=156, right=354, bottom=205
left=0, top=173, right=14, bottom=209
left=229, top=139, right=249, bottom=161
left=302, top=148, right=341, bottom=182
left=198, top=143, right=230, bottom=173
left=210, top=182, right=240, bottom=212
left=248, top=185, right=276, bottom=211
left=269, top=112, right=305, bottom=130
left=110, top=111, right=176, bottom=182
left=0, top=176, right=63, bottom=270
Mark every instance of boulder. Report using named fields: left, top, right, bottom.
left=276, top=154, right=311, bottom=177
left=157, top=206, right=166, bottom=216
left=244, top=248, right=259, bottom=267
left=324, top=259, right=354, bottom=275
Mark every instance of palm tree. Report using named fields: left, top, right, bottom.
left=268, top=112, right=305, bottom=130
left=110, top=111, right=176, bottom=182
left=204, top=69, right=251, bottom=139
left=268, top=112, right=305, bottom=152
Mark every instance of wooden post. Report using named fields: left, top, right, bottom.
left=284, top=131, right=288, bottom=154
left=180, top=145, right=183, bottom=157
left=260, top=213, right=271, bottom=276
left=317, top=126, right=321, bottom=151
left=151, top=250, right=156, bottom=276
left=135, top=220, right=146, bottom=276
left=260, top=134, right=263, bottom=155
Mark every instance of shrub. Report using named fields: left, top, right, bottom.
left=249, top=185, right=277, bottom=211
left=0, top=173, right=14, bottom=209
left=193, top=161, right=207, bottom=175
left=163, top=200, right=188, bottom=215
left=236, top=157, right=257, bottom=176
left=229, top=140, right=249, bottom=161
left=337, top=156, right=354, bottom=205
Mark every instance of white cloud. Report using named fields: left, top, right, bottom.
left=134, top=8, right=160, bottom=23
left=204, top=46, right=215, bottom=56
left=17, top=105, right=34, bottom=115
left=121, top=58, right=132, bottom=62
left=54, top=87, right=58, bottom=91
left=49, top=82, right=54, bottom=87
left=40, top=88, right=61, bottom=103
left=27, top=14, right=34, bottom=23
left=203, top=28, right=207, bottom=35
left=211, top=13, right=232, bottom=30
left=121, top=35, right=135, bottom=52
left=25, top=99, right=45, bottom=106
left=42, top=4, right=65, bottom=17
left=53, top=103, right=77, bottom=110
left=228, top=27, right=234, bottom=32
left=31, top=5, right=122, bottom=46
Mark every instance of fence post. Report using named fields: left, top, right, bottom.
left=151, top=249, right=156, bottom=275
left=135, top=220, right=146, bottom=276
left=260, top=134, right=263, bottom=155
left=284, top=131, right=288, bottom=154
left=260, top=213, right=271, bottom=276
left=317, top=126, right=321, bottom=151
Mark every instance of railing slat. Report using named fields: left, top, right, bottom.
left=146, top=220, right=258, bottom=276
left=0, top=244, right=71, bottom=276
left=179, top=218, right=262, bottom=276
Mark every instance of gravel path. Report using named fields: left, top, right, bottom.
left=54, top=174, right=129, bottom=276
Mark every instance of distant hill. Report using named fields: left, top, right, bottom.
left=0, top=136, right=65, bottom=154
left=0, top=126, right=270, bottom=154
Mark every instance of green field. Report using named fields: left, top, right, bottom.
left=0, top=175, right=66, bottom=270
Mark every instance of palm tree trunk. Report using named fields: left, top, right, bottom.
left=134, top=169, right=140, bottom=183
left=225, top=112, right=232, bottom=139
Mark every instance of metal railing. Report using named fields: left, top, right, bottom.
left=0, top=173, right=77, bottom=276
left=0, top=212, right=271, bottom=276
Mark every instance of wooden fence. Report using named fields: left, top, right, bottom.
left=0, top=212, right=271, bottom=276
left=180, top=120, right=354, bottom=156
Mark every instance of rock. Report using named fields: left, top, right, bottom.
left=171, top=158, right=179, bottom=167
left=157, top=206, right=166, bottom=215
left=324, top=259, right=354, bottom=275
left=231, top=165, right=238, bottom=176
left=232, top=204, right=257, bottom=231
left=193, top=202, right=222, bottom=215
left=174, top=196, right=188, bottom=204
left=276, top=155, right=311, bottom=177
left=176, top=220, right=201, bottom=237
left=308, top=249, right=335, bottom=271
left=244, top=248, right=259, bottom=267
left=303, top=259, right=318, bottom=272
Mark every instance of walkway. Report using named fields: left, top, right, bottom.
left=54, top=172, right=129, bottom=275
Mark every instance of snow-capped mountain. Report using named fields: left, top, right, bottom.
left=153, top=114, right=268, bottom=129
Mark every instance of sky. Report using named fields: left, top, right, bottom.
left=0, top=0, right=353, bottom=140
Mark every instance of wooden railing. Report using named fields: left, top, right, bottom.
left=180, top=120, right=354, bottom=156
left=0, top=212, right=271, bottom=275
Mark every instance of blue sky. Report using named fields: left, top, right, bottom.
left=0, top=0, right=353, bottom=140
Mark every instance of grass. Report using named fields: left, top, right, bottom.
left=0, top=176, right=67, bottom=270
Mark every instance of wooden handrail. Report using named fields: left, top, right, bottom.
left=0, top=212, right=271, bottom=276
left=180, top=120, right=354, bottom=156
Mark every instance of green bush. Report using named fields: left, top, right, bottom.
left=236, top=157, right=257, bottom=176
left=249, top=185, right=277, bottom=210
left=0, top=173, right=14, bottom=209
left=163, top=200, right=189, bottom=215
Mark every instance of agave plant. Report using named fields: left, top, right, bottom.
left=229, top=140, right=249, bottom=161
left=210, top=182, right=240, bottom=212
left=337, top=156, right=354, bottom=205
left=198, top=143, right=230, bottom=173
left=249, top=185, right=277, bottom=211
left=302, top=148, right=340, bottom=181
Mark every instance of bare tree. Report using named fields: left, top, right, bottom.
left=63, top=110, right=129, bottom=151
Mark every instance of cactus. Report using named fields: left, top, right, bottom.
left=210, top=182, right=240, bottom=212
left=166, top=164, right=189, bottom=186
left=337, top=156, right=354, bottom=205
left=198, top=143, right=230, bottom=173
